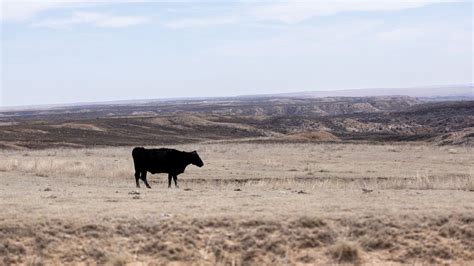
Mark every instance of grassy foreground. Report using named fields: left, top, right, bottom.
left=0, top=143, right=473, bottom=264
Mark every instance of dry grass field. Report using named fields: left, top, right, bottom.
left=1, top=142, right=473, bottom=265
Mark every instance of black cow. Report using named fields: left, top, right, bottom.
left=132, top=147, right=204, bottom=188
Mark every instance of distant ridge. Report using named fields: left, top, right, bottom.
left=1, top=84, right=472, bottom=111
left=239, top=84, right=473, bottom=99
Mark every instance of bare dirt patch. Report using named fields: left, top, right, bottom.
left=51, top=123, right=106, bottom=132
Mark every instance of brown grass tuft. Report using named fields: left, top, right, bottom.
left=104, top=255, right=128, bottom=266
left=329, top=241, right=361, bottom=263
left=291, top=216, right=326, bottom=228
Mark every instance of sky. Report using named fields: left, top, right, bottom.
left=1, top=0, right=472, bottom=106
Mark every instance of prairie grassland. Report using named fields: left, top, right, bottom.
left=0, top=142, right=473, bottom=265
left=1, top=142, right=472, bottom=189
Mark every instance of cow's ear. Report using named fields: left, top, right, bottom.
left=193, top=150, right=197, bottom=153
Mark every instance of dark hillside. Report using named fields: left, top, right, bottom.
left=0, top=97, right=472, bottom=149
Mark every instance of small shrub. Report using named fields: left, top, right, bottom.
left=292, top=217, right=326, bottom=228
left=329, top=241, right=360, bottom=263
left=105, top=254, right=127, bottom=266
left=465, top=179, right=474, bottom=192
left=388, top=147, right=399, bottom=152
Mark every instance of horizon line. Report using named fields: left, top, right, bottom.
left=1, top=83, right=472, bottom=111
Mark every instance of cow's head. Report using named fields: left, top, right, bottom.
left=190, top=151, right=204, bottom=167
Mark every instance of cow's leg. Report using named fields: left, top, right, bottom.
left=134, top=171, right=141, bottom=188
left=173, top=175, right=179, bottom=188
left=168, top=174, right=172, bottom=188
left=141, top=171, right=151, bottom=189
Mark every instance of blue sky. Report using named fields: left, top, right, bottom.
left=1, top=1, right=472, bottom=106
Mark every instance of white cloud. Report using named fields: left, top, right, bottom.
left=209, top=20, right=380, bottom=57
left=249, top=0, right=449, bottom=23
left=31, top=11, right=148, bottom=28
left=1, top=1, right=89, bottom=22
left=377, top=27, right=427, bottom=41
left=2, top=0, right=461, bottom=29
left=163, top=16, right=239, bottom=29
left=161, top=0, right=449, bottom=30
left=0, top=0, right=143, bottom=22
left=376, top=25, right=472, bottom=54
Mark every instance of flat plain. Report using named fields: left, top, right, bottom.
left=1, top=142, right=473, bottom=265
